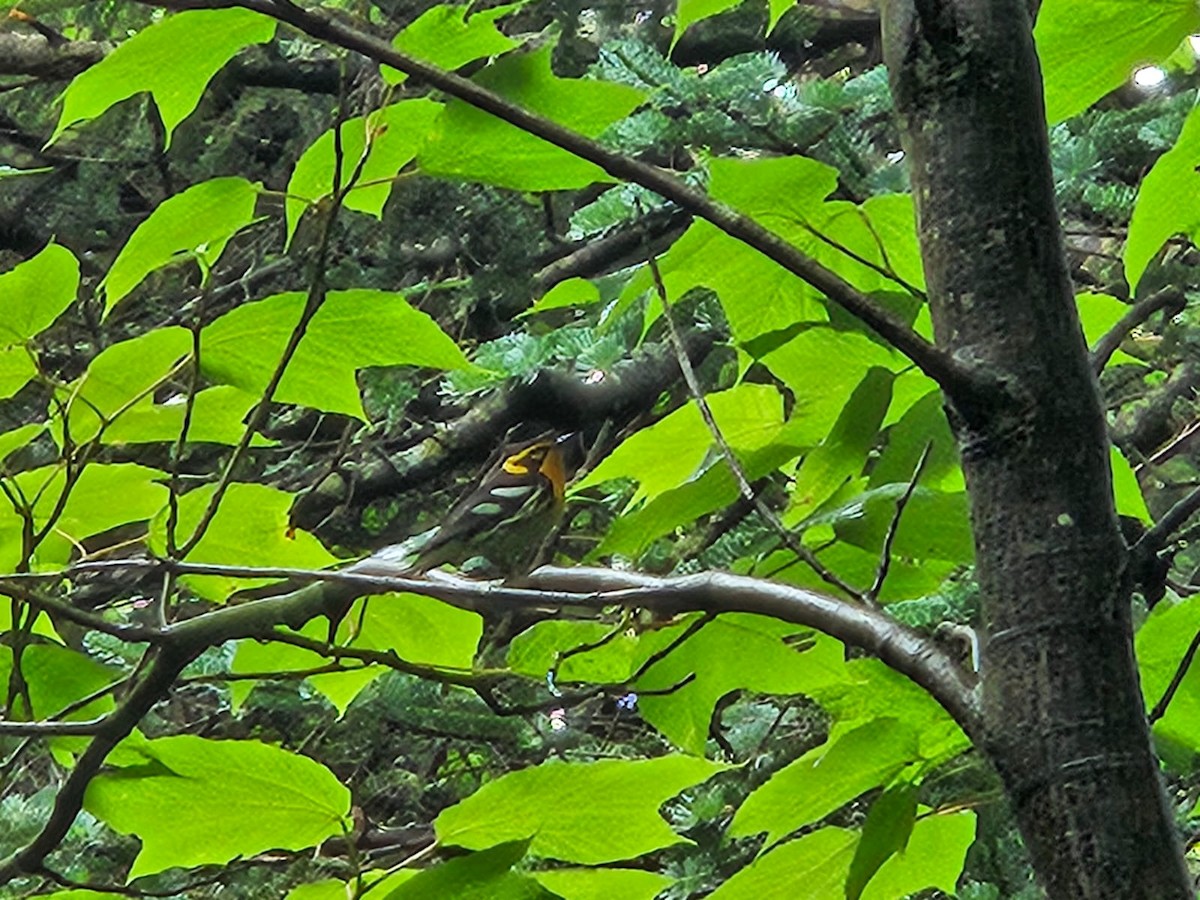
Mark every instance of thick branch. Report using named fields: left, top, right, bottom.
left=65, top=556, right=982, bottom=738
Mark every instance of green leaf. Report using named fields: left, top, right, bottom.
left=84, top=735, right=351, bottom=879
left=785, top=368, right=894, bottom=525
left=620, top=165, right=919, bottom=344
left=0, top=243, right=79, bottom=399
left=60, top=327, right=191, bottom=444
left=1112, top=445, right=1151, bottom=523
left=1036, top=0, right=1199, bottom=125
left=1137, top=594, right=1200, bottom=751
left=103, top=385, right=262, bottom=447
left=148, top=482, right=337, bottom=600
left=808, top=659, right=969, bottom=762
left=868, top=389, right=964, bottom=493
left=859, top=808, right=975, bottom=899
left=845, top=783, right=918, bottom=900
left=822, top=485, right=974, bottom=564
left=102, top=177, right=259, bottom=310
left=521, top=277, right=602, bottom=317
left=508, top=619, right=646, bottom=683
left=385, top=841, right=553, bottom=900
left=9, top=463, right=168, bottom=569
left=534, top=867, right=673, bottom=900
left=1125, top=104, right=1200, bottom=291
left=384, top=3, right=523, bottom=84
left=730, top=718, right=921, bottom=846
left=634, top=617, right=850, bottom=753
left=763, top=328, right=903, bottom=444
left=674, top=0, right=742, bottom=48
left=510, top=618, right=847, bottom=754
left=0, top=423, right=46, bottom=472
left=0, top=242, right=79, bottom=344
left=435, top=755, right=729, bottom=863
left=419, top=46, right=645, bottom=190
left=1076, top=292, right=1142, bottom=367
left=576, top=383, right=785, bottom=505
left=230, top=618, right=383, bottom=716
left=594, top=436, right=805, bottom=559
left=708, top=827, right=856, bottom=899
left=200, top=289, right=471, bottom=418
left=52, top=8, right=276, bottom=147
left=285, top=100, right=443, bottom=244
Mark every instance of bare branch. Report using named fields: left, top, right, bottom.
left=1149, top=629, right=1200, bottom=723
left=1090, top=287, right=1186, bottom=374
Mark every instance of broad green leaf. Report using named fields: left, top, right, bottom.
left=1112, top=445, right=1151, bottom=523
left=1126, top=104, right=1200, bottom=290
left=102, top=177, right=259, bottom=310
left=290, top=871, right=416, bottom=900
left=534, top=867, right=673, bottom=900
left=785, top=368, right=894, bottom=525
left=576, top=383, right=785, bottom=505
left=233, top=591, right=482, bottom=713
left=0, top=243, right=79, bottom=399
left=823, top=485, right=974, bottom=564
left=60, top=327, right=191, bottom=443
left=845, top=783, right=918, bottom=900
left=84, top=735, right=351, bottom=878
left=419, top=46, right=645, bottom=190
left=351, top=592, right=482, bottom=668
left=148, top=482, right=337, bottom=600
left=1036, top=0, right=1199, bottom=125
left=513, top=617, right=848, bottom=753
left=8, top=462, right=168, bottom=569
left=708, top=827, right=856, bottom=900
left=52, top=8, right=276, bottom=146
left=200, top=289, right=470, bottom=418
left=1137, top=594, right=1200, bottom=751
left=808, top=658, right=969, bottom=762
left=508, top=619, right=645, bottom=683
left=285, top=100, right=443, bottom=244
left=868, top=389, right=964, bottom=493
left=763, top=328, right=903, bottom=442
left=385, top=841, right=552, bottom=900
left=594, top=435, right=805, bottom=559
left=521, top=277, right=601, bottom=317
left=435, top=755, right=729, bottom=863
left=762, top=540, right=957, bottom=605
left=384, top=3, right=523, bottom=84
left=730, top=718, right=921, bottom=845
left=635, top=617, right=850, bottom=753
left=1077, top=292, right=1142, bottom=367
left=674, top=0, right=742, bottom=49
left=860, top=808, right=975, bottom=899
left=620, top=164, right=919, bottom=344
left=103, top=385, right=262, bottom=447
left=0, top=242, right=79, bottom=344
left=230, top=616, right=383, bottom=716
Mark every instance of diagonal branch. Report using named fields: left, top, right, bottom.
left=1090, top=287, right=1186, bottom=374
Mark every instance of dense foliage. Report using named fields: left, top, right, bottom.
left=1, top=0, right=1200, bottom=897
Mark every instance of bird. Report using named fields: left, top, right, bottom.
left=404, top=430, right=576, bottom=576
left=323, top=430, right=578, bottom=640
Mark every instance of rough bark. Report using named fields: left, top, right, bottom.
left=880, top=1, right=1191, bottom=897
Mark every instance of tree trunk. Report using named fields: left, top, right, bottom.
left=880, top=1, right=1192, bottom=897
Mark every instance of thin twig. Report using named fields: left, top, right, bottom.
left=642, top=243, right=866, bottom=601
left=866, top=442, right=933, bottom=604
left=1090, top=287, right=1186, bottom=374
left=1149, top=629, right=1200, bottom=723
